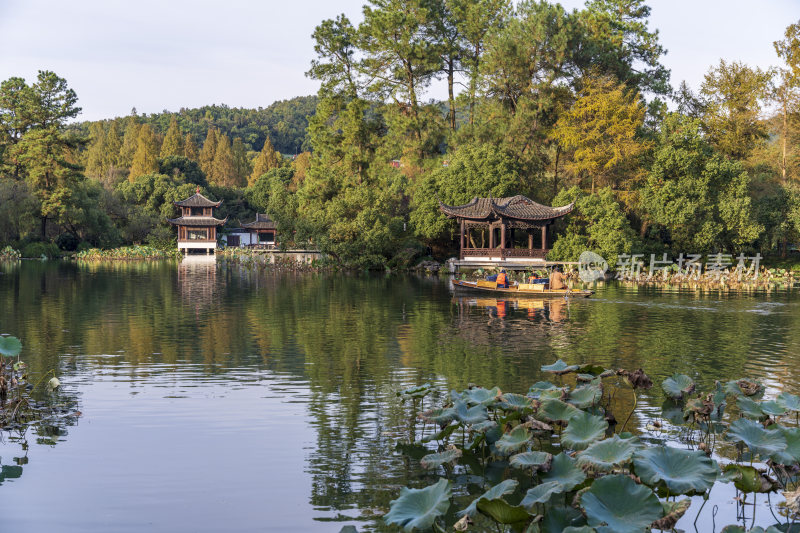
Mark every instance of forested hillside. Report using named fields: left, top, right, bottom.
left=2, top=0, right=800, bottom=268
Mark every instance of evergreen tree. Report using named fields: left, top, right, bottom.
left=129, top=124, right=160, bottom=180
left=700, top=60, right=772, bottom=160
left=211, top=133, right=236, bottom=186
left=553, top=74, right=648, bottom=193
left=184, top=133, right=199, bottom=161
left=119, top=117, right=140, bottom=168
left=160, top=116, right=183, bottom=158
left=199, top=127, right=218, bottom=178
left=85, top=122, right=107, bottom=179
left=248, top=137, right=282, bottom=185
left=232, top=137, right=251, bottom=187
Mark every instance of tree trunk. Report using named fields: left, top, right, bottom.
left=40, top=216, right=47, bottom=239
left=553, top=145, right=561, bottom=198
left=447, top=58, right=456, bottom=131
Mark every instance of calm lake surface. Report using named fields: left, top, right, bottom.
left=1, top=258, right=799, bottom=532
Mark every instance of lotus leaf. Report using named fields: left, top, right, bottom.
left=471, top=420, right=498, bottom=433
left=726, top=418, right=787, bottom=458
left=537, top=398, right=579, bottom=422
left=540, top=453, right=586, bottom=491
left=397, top=383, right=432, bottom=400
left=577, top=363, right=605, bottom=375
left=521, top=480, right=564, bottom=507
left=458, top=479, right=518, bottom=518
left=495, top=424, right=532, bottom=455
left=419, top=407, right=457, bottom=425
left=540, top=505, right=587, bottom=533
left=580, top=474, right=663, bottom=533
left=722, top=464, right=780, bottom=493
left=562, top=528, right=596, bottom=533
left=633, top=447, right=717, bottom=494
left=510, top=451, right=553, bottom=472
left=684, top=397, right=714, bottom=422
left=455, top=400, right=489, bottom=425
left=760, top=400, right=786, bottom=417
left=0, top=335, right=22, bottom=357
left=618, top=368, right=653, bottom=390
left=561, top=411, right=608, bottom=451
left=541, top=359, right=580, bottom=375
left=384, top=478, right=451, bottom=532
left=724, top=379, right=764, bottom=398
left=576, top=434, right=640, bottom=471
left=661, top=374, right=695, bottom=400
left=419, top=423, right=459, bottom=444
left=537, top=388, right=567, bottom=401
left=771, top=426, right=800, bottom=465
left=338, top=526, right=358, bottom=533
left=497, top=393, right=535, bottom=412
left=567, top=384, right=603, bottom=409
left=736, top=396, right=766, bottom=419
left=529, top=381, right=557, bottom=393
left=651, top=498, right=691, bottom=530
left=777, top=392, right=800, bottom=412
left=464, top=387, right=501, bottom=407
left=420, top=447, right=462, bottom=470
left=475, top=497, right=530, bottom=525
left=576, top=373, right=596, bottom=383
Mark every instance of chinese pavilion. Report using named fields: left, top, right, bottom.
left=439, top=195, right=574, bottom=261
left=240, top=213, right=278, bottom=248
left=168, top=188, right=227, bottom=254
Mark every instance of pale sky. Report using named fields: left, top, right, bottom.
left=1, top=0, right=798, bottom=121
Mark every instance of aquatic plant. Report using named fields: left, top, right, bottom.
left=75, top=245, right=181, bottom=261
left=0, top=246, right=21, bottom=260
left=386, top=361, right=800, bottom=531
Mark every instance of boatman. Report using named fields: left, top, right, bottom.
left=496, top=269, right=508, bottom=288
left=550, top=266, right=565, bottom=290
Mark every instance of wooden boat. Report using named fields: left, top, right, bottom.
left=452, top=279, right=593, bottom=298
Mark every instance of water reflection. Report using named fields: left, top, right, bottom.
left=0, top=262, right=799, bottom=531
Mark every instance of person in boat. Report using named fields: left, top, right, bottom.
left=527, top=272, right=548, bottom=284
left=496, top=269, right=509, bottom=288
left=549, top=266, right=566, bottom=290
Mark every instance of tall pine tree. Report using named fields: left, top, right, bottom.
left=248, top=137, right=281, bottom=185
left=85, top=122, right=107, bottom=179
left=119, top=117, right=140, bottom=168
left=129, top=124, right=160, bottom=180
left=160, top=116, right=183, bottom=158
left=232, top=137, right=251, bottom=187
left=199, top=127, right=218, bottom=178
left=184, top=133, right=199, bottom=161
left=211, top=133, right=236, bottom=186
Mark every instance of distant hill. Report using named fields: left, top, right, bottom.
left=71, top=95, right=318, bottom=154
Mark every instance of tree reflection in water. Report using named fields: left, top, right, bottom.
left=1, top=261, right=800, bottom=530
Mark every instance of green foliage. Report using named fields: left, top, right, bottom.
left=580, top=474, right=663, bottom=533
left=21, top=241, right=60, bottom=258
left=642, top=114, right=762, bottom=252
left=384, top=478, right=451, bottom=532
left=632, top=447, right=718, bottom=494
left=549, top=186, right=638, bottom=264
left=411, top=143, right=522, bottom=241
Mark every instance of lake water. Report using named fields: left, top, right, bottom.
left=1, top=258, right=799, bottom=531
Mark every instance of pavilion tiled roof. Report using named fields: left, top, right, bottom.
left=167, top=216, right=228, bottom=227
left=439, top=195, right=574, bottom=221
left=240, top=213, right=277, bottom=230
left=173, top=192, right=222, bottom=208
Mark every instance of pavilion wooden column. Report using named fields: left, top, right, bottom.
left=500, top=222, right=506, bottom=250
left=528, top=229, right=534, bottom=250
left=541, top=224, right=547, bottom=250
left=460, top=219, right=465, bottom=258
left=489, top=224, right=495, bottom=249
